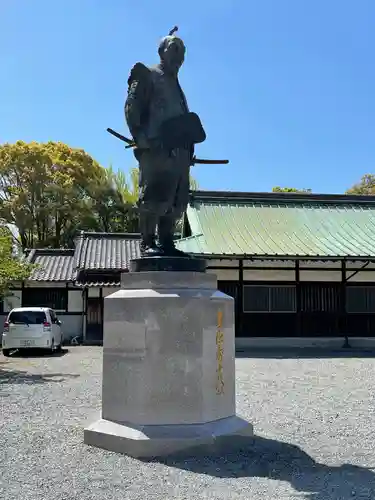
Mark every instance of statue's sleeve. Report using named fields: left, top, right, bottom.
left=124, top=63, right=152, bottom=140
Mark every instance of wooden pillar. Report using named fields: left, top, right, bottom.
left=341, top=260, right=349, bottom=347
left=82, top=287, right=88, bottom=343
left=21, top=281, right=25, bottom=307
left=99, top=287, right=104, bottom=343
left=236, top=259, right=244, bottom=337
left=295, top=260, right=301, bottom=336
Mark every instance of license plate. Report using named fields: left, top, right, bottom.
left=20, top=340, right=33, bottom=347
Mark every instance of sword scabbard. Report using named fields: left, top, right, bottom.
left=191, top=157, right=229, bottom=166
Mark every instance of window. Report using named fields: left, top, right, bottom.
left=243, top=285, right=296, bottom=312
left=8, top=310, right=47, bottom=325
left=22, top=289, right=67, bottom=311
left=300, top=284, right=340, bottom=313
left=346, top=286, right=375, bottom=313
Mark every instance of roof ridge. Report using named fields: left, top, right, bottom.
left=80, top=232, right=141, bottom=238
left=73, top=233, right=85, bottom=270
left=189, top=190, right=375, bottom=205
left=27, top=249, right=75, bottom=259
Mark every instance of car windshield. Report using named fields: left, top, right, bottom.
left=8, top=311, right=47, bottom=325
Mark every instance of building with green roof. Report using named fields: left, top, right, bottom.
left=2, top=189, right=375, bottom=347
left=176, top=190, right=375, bottom=344
left=178, top=190, right=375, bottom=259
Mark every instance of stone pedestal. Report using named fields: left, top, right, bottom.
left=84, top=270, right=253, bottom=458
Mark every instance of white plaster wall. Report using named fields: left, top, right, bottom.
left=243, top=260, right=294, bottom=268
left=300, top=271, right=342, bottom=282
left=346, top=271, right=375, bottom=282
left=3, top=290, right=22, bottom=312
left=59, top=314, right=83, bottom=342
left=208, top=260, right=375, bottom=282
left=68, top=290, right=83, bottom=312
left=243, top=270, right=295, bottom=281
left=208, top=259, right=239, bottom=268
left=88, top=288, right=100, bottom=298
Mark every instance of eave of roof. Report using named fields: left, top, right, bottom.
left=75, top=281, right=121, bottom=287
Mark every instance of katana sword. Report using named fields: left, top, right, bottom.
left=106, top=128, right=229, bottom=165
left=191, top=157, right=229, bottom=166
left=107, top=128, right=135, bottom=148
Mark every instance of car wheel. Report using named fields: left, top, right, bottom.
left=55, top=342, right=62, bottom=352
left=2, top=349, right=11, bottom=357
left=50, top=339, right=55, bottom=354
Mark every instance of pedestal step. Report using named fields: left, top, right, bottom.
left=84, top=415, right=253, bottom=458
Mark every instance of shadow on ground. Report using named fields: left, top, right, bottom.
left=0, top=369, right=79, bottom=388
left=0, top=350, right=79, bottom=394
left=6, top=348, right=69, bottom=358
left=149, top=436, right=375, bottom=500
left=0, top=369, right=79, bottom=386
left=236, top=348, right=375, bottom=359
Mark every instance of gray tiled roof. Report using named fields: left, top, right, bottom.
left=27, top=249, right=75, bottom=281
left=74, top=232, right=141, bottom=271
left=23, top=233, right=141, bottom=284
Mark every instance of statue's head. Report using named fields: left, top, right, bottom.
left=158, top=35, right=185, bottom=75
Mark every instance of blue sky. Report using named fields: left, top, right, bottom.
left=1, top=0, right=374, bottom=193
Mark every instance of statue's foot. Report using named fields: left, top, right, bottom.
left=140, top=241, right=163, bottom=257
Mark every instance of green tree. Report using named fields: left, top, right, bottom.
left=0, top=141, right=137, bottom=247
left=0, top=141, right=104, bottom=247
left=103, top=166, right=198, bottom=234
left=0, top=141, right=200, bottom=247
left=105, top=166, right=139, bottom=232
left=0, top=227, right=33, bottom=298
left=346, top=174, right=375, bottom=195
left=272, top=187, right=312, bottom=193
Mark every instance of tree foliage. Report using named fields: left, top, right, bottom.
left=0, top=141, right=139, bottom=248
left=346, top=174, right=375, bottom=195
left=0, top=141, right=199, bottom=249
left=0, top=227, right=33, bottom=297
left=272, top=187, right=312, bottom=193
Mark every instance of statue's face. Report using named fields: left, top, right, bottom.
left=159, top=37, right=185, bottom=74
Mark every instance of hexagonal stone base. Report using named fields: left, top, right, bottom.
left=84, top=271, right=254, bottom=457
left=84, top=415, right=253, bottom=458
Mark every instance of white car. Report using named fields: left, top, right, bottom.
left=2, top=307, right=63, bottom=357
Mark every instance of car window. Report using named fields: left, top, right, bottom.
left=8, top=310, right=47, bottom=325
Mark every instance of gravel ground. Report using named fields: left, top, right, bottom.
left=1, top=347, right=375, bottom=500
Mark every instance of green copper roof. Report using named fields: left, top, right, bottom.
left=176, top=191, right=375, bottom=259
